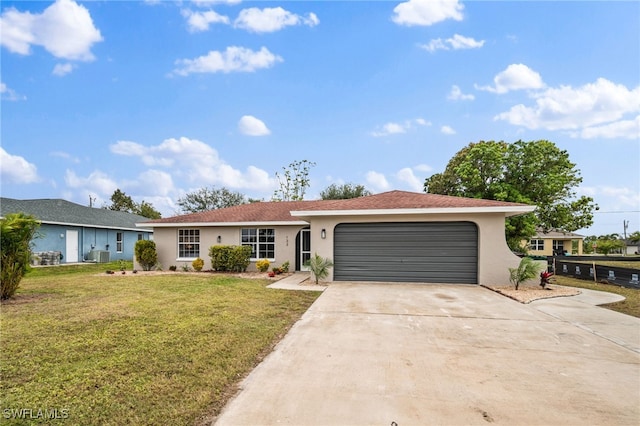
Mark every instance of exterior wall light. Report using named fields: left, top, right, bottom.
left=217, top=235, right=222, bottom=243
left=321, top=229, right=326, bottom=239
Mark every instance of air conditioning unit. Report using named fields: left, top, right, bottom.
left=87, top=250, right=110, bottom=263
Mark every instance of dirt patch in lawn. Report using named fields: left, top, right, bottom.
left=482, top=283, right=580, bottom=304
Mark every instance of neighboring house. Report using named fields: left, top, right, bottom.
left=138, top=190, right=535, bottom=285
left=527, top=229, right=584, bottom=256
left=624, top=240, right=640, bottom=255
left=1, top=198, right=153, bottom=264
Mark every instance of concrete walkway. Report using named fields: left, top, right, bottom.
left=215, top=283, right=640, bottom=426
left=267, top=272, right=326, bottom=291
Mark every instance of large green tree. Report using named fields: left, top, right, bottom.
left=320, top=183, right=372, bottom=200
left=105, top=189, right=161, bottom=219
left=424, top=140, right=598, bottom=250
left=177, top=187, right=246, bottom=213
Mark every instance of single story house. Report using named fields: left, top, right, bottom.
left=624, top=240, right=639, bottom=255
left=527, top=229, right=584, bottom=256
left=138, top=190, right=535, bottom=285
left=1, top=197, right=153, bottom=264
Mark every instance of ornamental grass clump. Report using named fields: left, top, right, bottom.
left=509, top=257, right=542, bottom=290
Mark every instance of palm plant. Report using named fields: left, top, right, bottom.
left=508, top=257, right=542, bottom=290
left=305, top=253, right=334, bottom=284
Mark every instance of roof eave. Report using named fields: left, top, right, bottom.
left=136, top=220, right=310, bottom=228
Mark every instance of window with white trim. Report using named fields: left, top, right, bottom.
left=116, top=232, right=123, bottom=253
left=529, top=239, right=544, bottom=251
left=241, top=228, right=275, bottom=259
left=178, top=229, right=200, bottom=258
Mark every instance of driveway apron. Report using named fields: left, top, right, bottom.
left=214, top=283, right=640, bottom=426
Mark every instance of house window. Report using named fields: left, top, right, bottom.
left=178, top=229, right=200, bottom=258
left=116, top=232, right=123, bottom=253
left=241, top=228, right=275, bottom=259
left=529, top=239, right=544, bottom=251
left=138, top=233, right=143, bottom=241
left=553, top=240, right=565, bottom=255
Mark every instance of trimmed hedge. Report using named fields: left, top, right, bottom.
left=209, top=245, right=252, bottom=272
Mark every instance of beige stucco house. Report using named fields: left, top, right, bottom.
left=137, top=191, right=535, bottom=285
left=527, top=229, right=584, bottom=256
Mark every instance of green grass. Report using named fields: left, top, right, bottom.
left=553, top=275, right=640, bottom=318
left=1, top=266, right=319, bottom=425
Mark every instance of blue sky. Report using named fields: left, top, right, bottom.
left=1, top=0, right=639, bottom=236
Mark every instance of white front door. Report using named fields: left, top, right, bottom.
left=300, top=228, right=311, bottom=271
left=66, top=230, right=79, bottom=263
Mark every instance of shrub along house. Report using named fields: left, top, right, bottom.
left=138, top=190, right=535, bottom=285
left=0, top=197, right=153, bottom=264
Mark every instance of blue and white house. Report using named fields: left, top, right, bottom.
left=1, top=198, right=153, bottom=264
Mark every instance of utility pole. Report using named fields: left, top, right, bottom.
left=623, top=220, right=629, bottom=256
left=623, top=220, right=629, bottom=240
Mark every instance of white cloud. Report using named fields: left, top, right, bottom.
left=392, top=0, right=464, bottom=26
left=0, top=147, right=39, bottom=184
left=396, top=167, right=424, bottom=192
left=234, top=7, right=319, bottom=33
left=476, top=63, right=545, bottom=94
left=371, top=118, right=430, bottom=137
left=575, top=115, right=640, bottom=140
left=0, top=82, right=26, bottom=101
left=413, top=164, right=433, bottom=173
left=65, top=169, right=117, bottom=196
left=128, top=170, right=175, bottom=197
left=109, top=136, right=273, bottom=191
left=0, top=0, right=103, bottom=61
left=441, top=125, right=456, bottom=135
left=50, top=151, right=80, bottom=163
left=579, top=185, right=640, bottom=209
left=238, top=115, right=271, bottom=136
left=365, top=171, right=391, bottom=192
left=181, top=8, right=229, bottom=32
left=420, top=34, right=484, bottom=52
left=447, top=85, right=474, bottom=101
left=52, top=62, right=75, bottom=76
left=372, top=122, right=406, bottom=137
left=171, top=46, right=283, bottom=76
left=494, top=78, right=640, bottom=138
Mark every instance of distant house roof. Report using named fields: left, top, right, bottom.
left=533, top=229, right=585, bottom=239
left=0, top=198, right=152, bottom=232
left=140, top=190, right=535, bottom=227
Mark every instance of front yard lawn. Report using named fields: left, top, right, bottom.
left=0, top=266, right=319, bottom=425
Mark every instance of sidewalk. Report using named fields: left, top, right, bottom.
left=530, top=286, right=640, bottom=353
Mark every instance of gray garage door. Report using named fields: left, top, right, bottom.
left=334, top=222, right=478, bottom=284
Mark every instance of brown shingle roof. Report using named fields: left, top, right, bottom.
left=294, top=190, right=530, bottom=211
left=140, top=190, right=533, bottom=226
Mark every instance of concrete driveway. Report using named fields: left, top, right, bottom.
left=214, top=283, right=640, bottom=426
